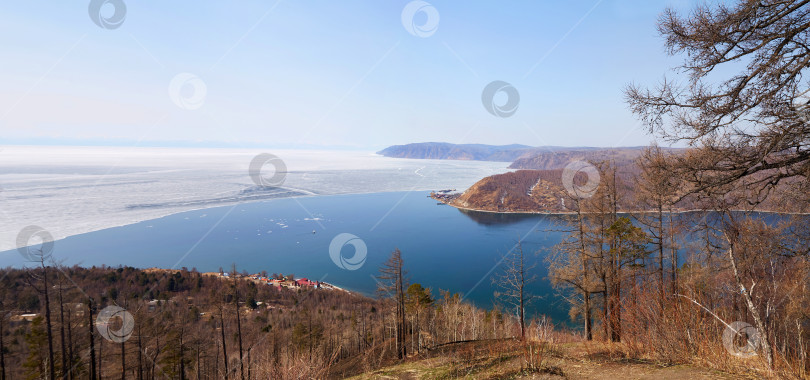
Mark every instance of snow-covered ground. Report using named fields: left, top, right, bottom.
left=0, top=146, right=510, bottom=251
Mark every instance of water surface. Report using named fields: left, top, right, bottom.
left=2, top=191, right=571, bottom=323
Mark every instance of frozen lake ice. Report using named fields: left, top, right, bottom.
left=0, top=146, right=510, bottom=251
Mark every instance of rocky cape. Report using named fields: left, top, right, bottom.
left=437, top=170, right=572, bottom=213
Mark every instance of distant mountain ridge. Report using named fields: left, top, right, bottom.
left=378, top=143, right=672, bottom=170
left=377, top=142, right=535, bottom=162
left=509, top=147, right=650, bottom=170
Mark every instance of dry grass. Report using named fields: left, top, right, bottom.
left=346, top=337, right=747, bottom=380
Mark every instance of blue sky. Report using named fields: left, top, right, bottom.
left=0, top=0, right=703, bottom=150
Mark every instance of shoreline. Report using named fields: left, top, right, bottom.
left=145, top=267, right=353, bottom=294
left=436, top=196, right=810, bottom=216
left=3, top=189, right=448, bottom=253
left=10, top=187, right=806, bottom=255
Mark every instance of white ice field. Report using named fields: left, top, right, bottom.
left=0, top=146, right=511, bottom=252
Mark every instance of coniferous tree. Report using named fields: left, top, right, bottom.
left=377, top=249, right=408, bottom=359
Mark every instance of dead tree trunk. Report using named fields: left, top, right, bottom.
left=0, top=304, right=6, bottom=380
left=727, top=240, right=774, bottom=369
left=576, top=207, right=593, bottom=340
left=120, top=339, right=126, bottom=380
left=231, top=265, right=245, bottom=380
left=66, top=307, right=74, bottom=380
left=88, top=299, right=96, bottom=380
left=219, top=306, right=228, bottom=377
left=36, top=259, right=56, bottom=380
left=137, top=323, right=143, bottom=380
left=98, top=331, right=103, bottom=379
left=57, top=282, right=67, bottom=379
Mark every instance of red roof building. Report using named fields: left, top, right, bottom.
left=295, top=278, right=319, bottom=288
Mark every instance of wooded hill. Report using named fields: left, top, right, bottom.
left=0, top=263, right=523, bottom=379
left=446, top=151, right=801, bottom=214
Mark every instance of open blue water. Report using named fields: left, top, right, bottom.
left=2, top=191, right=571, bottom=323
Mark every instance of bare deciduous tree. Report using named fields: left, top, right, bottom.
left=0, top=293, right=6, bottom=380
left=626, top=0, right=810, bottom=209
left=627, top=0, right=810, bottom=370
left=493, top=240, right=537, bottom=340
left=376, top=249, right=408, bottom=359
left=24, top=252, right=56, bottom=380
left=230, top=263, right=245, bottom=380
left=634, top=145, right=683, bottom=306
left=548, top=196, right=596, bottom=340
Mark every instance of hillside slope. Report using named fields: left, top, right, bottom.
left=450, top=170, right=568, bottom=213
left=508, top=148, right=665, bottom=170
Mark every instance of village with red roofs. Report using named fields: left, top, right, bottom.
left=203, top=270, right=347, bottom=292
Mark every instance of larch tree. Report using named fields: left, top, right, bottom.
left=626, top=1, right=810, bottom=206
left=493, top=240, right=536, bottom=340
left=605, top=217, right=650, bottom=342
left=376, top=249, right=408, bottom=359
left=547, top=194, right=596, bottom=340
left=23, top=316, right=48, bottom=378
left=634, top=145, right=683, bottom=306
left=0, top=283, right=7, bottom=380
left=87, top=297, right=97, bottom=380
left=405, top=283, right=433, bottom=352
left=55, top=274, right=68, bottom=380
left=24, top=250, right=55, bottom=380
left=230, top=263, right=245, bottom=380
left=583, top=161, right=621, bottom=340
left=626, top=0, right=810, bottom=369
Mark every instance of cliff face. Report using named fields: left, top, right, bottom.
left=377, top=142, right=533, bottom=161
left=451, top=170, right=567, bottom=212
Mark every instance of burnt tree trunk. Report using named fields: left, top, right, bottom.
left=234, top=288, right=245, bottom=380
left=219, top=307, right=228, bottom=377
left=88, top=299, right=96, bottom=380
left=0, top=305, right=6, bottom=380
left=137, top=323, right=143, bottom=380
left=58, top=285, right=67, bottom=379
left=66, top=308, right=74, bottom=380
left=41, top=263, right=56, bottom=380
left=120, top=340, right=126, bottom=380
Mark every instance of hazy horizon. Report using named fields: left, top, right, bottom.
left=0, top=139, right=669, bottom=151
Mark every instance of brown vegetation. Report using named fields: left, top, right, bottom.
left=446, top=2, right=810, bottom=377
left=0, top=265, right=380, bottom=379
left=0, top=259, right=533, bottom=379
left=450, top=169, right=570, bottom=213
left=4, top=1, right=810, bottom=379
